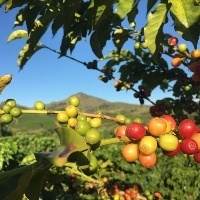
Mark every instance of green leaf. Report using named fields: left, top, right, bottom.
left=144, top=2, right=168, bottom=60
left=7, top=30, right=28, bottom=42
left=115, top=0, right=135, bottom=20
left=169, top=0, right=200, bottom=28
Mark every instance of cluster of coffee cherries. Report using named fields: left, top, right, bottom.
left=133, top=85, right=151, bottom=105
left=114, top=113, right=200, bottom=168
left=99, top=178, right=162, bottom=200
left=0, top=99, right=22, bottom=124
left=168, top=37, right=200, bottom=83
left=56, top=96, right=102, bottom=146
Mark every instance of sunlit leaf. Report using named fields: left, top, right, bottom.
left=5, top=0, right=29, bottom=12
left=115, top=0, right=135, bottom=20
left=169, top=0, right=200, bottom=48
left=169, top=0, right=200, bottom=28
left=0, top=74, right=12, bottom=94
left=144, top=2, right=168, bottom=60
left=7, top=30, right=28, bottom=42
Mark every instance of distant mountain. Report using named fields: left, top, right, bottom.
left=45, top=92, right=151, bottom=118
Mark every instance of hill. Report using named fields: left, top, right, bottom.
left=0, top=92, right=151, bottom=136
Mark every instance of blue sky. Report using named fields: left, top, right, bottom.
left=0, top=3, right=194, bottom=108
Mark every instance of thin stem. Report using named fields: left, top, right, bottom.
left=42, top=43, right=156, bottom=105
left=21, top=110, right=63, bottom=114
left=79, top=112, right=125, bottom=123
left=100, top=136, right=131, bottom=146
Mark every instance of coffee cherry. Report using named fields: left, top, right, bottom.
left=65, top=105, right=78, bottom=118
left=34, top=101, right=45, bottom=110
left=10, top=107, right=22, bottom=118
left=5, top=99, right=16, bottom=108
left=75, top=120, right=91, bottom=136
left=69, top=95, right=80, bottom=107
left=134, top=42, right=140, bottom=49
left=0, top=113, right=13, bottom=124
left=171, top=54, right=182, bottom=67
left=191, top=49, right=200, bottom=59
left=178, top=43, right=187, bottom=53
left=68, top=117, right=78, bottom=128
left=89, top=117, right=102, bottom=128
left=168, top=37, right=178, bottom=46
left=85, top=128, right=101, bottom=145
left=2, top=104, right=11, bottom=114
left=57, top=112, right=69, bottom=123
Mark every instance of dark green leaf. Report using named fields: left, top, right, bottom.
left=127, top=1, right=139, bottom=27
left=90, top=31, right=104, bottom=58
left=146, top=0, right=159, bottom=14
left=51, top=15, right=64, bottom=37
left=24, top=5, right=44, bottom=34
left=25, top=162, right=50, bottom=200
left=0, top=0, right=5, bottom=7
left=5, top=0, right=28, bottom=12
left=0, top=162, right=51, bottom=200
left=14, top=8, right=26, bottom=26
left=62, top=0, right=81, bottom=34
left=86, top=0, right=114, bottom=30
left=112, top=28, right=130, bottom=51
left=170, top=12, right=200, bottom=48
left=144, top=2, right=168, bottom=61
left=115, top=0, right=135, bottom=20
left=17, top=43, right=44, bottom=68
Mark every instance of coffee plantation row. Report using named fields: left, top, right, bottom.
left=0, top=134, right=200, bottom=200
left=0, top=96, right=200, bottom=200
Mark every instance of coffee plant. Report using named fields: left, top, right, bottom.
left=0, top=0, right=200, bottom=199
